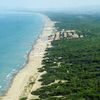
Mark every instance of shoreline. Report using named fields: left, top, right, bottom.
left=1, top=15, right=55, bottom=100
left=0, top=13, right=45, bottom=97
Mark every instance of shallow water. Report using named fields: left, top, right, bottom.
left=0, top=12, right=44, bottom=95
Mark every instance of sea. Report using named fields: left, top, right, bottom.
left=0, top=12, right=44, bottom=95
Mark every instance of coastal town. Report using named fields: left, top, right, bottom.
left=48, top=29, right=84, bottom=41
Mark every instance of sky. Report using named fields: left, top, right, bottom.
left=0, top=0, right=100, bottom=11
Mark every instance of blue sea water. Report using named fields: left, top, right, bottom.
left=0, top=12, right=44, bottom=95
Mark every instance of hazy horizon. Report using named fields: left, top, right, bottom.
left=0, top=0, right=100, bottom=12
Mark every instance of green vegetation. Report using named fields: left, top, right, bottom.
left=45, top=12, right=100, bottom=37
left=31, top=13, right=100, bottom=100
left=19, top=97, right=27, bottom=100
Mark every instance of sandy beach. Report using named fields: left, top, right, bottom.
left=1, top=15, right=55, bottom=100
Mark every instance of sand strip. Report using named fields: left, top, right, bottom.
left=1, top=15, right=55, bottom=100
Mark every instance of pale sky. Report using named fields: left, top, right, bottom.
left=0, top=0, right=100, bottom=11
